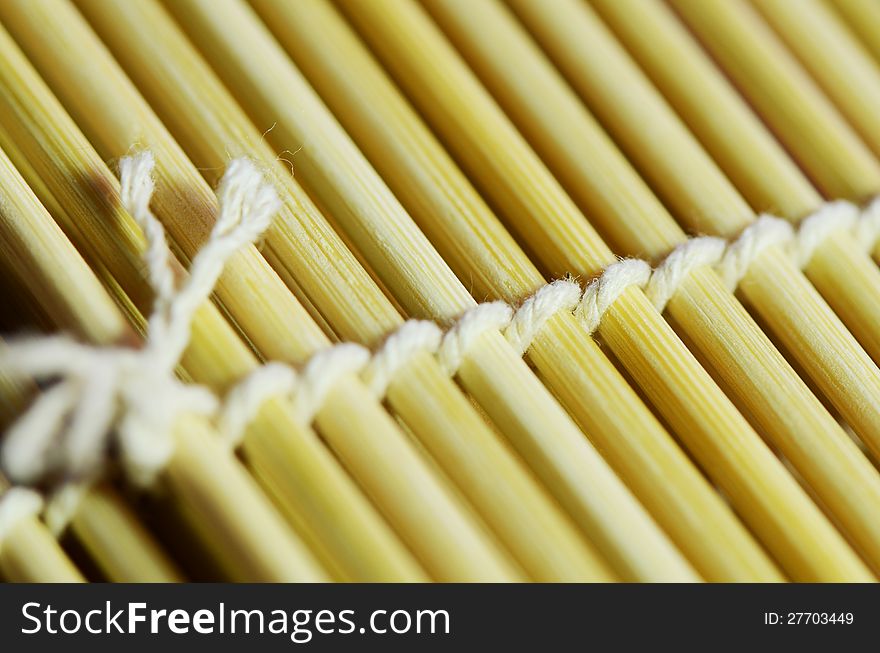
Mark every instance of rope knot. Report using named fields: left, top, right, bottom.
left=1, top=151, right=278, bottom=493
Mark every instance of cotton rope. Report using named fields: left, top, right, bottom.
left=1, top=144, right=875, bottom=535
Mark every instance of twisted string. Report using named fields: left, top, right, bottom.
left=1, top=145, right=874, bottom=536
left=219, top=198, right=880, bottom=448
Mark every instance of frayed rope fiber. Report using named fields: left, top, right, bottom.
left=1, top=146, right=877, bottom=535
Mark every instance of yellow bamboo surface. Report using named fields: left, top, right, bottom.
left=591, top=0, right=818, bottom=220
left=0, top=10, right=513, bottom=584
left=594, top=0, right=880, bottom=346
left=1, top=0, right=528, bottom=579
left=248, top=0, right=782, bottom=582
left=752, top=0, right=880, bottom=163
left=333, top=0, right=873, bottom=581
left=155, top=0, right=708, bottom=582
left=0, top=28, right=391, bottom=583
left=508, top=1, right=878, bottom=458
left=0, top=485, right=85, bottom=582
left=0, top=377, right=84, bottom=583
left=0, top=160, right=323, bottom=582
left=748, top=0, right=880, bottom=261
left=0, top=0, right=877, bottom=586
left=660, top=0, right=880, bottom=283
left=0, top=118, right=329, bottom=585
left=567, top=1, right=880, bottom=454
left=31, top=0, right=619, bottom=584
left=421, top=0, right=880, bottom=576
left=829, top=0, right=880, bottom=64
left=669, top=0, right=880, bottom=201
left=537, top=0, right=880, bottom=359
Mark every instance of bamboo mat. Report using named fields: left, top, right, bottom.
left=0, top=0, right=879, bottom=583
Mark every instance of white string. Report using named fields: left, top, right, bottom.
left=119, top=153, right=176, bottom=314
left=576, top=259, right=652, bottom=332
left=431, top=199, right=878, bottom=366
left=218, top=361, right=298, bottom=449
left=437, top=302, right=513, bottom=375
left=793, top=201, right=858, bottom=269
left=715, top=201, right=878, bottom=289
left=0, top=151, right=278, bottom=496
left=505, top=280, right=580, bottom=355
left=294, top=344, right=371, bottom=423
left=715, top=216, right=794, bottom=290
left=363, top=320, right=442, bottom=397
left=646, top=237, right=726, bottom=311
left=3, top=146, right=876, bottom=535
left=219, top=345, right=371, bottom=449
left=218, top=196, right=880, bottom=445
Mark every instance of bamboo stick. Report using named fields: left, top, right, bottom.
left=154, top=0, right=698, bottom=582
left=25, top=3, right=517, bottom=585
left=580, top=0, right=815, bottom=222
left=596, top=2, right=880, bottom=290
left=247, top=0, right=779, bottom=582
left=668, top=0, right=880, bottom=201
left=333, top=0, right=872, bottom=580
left=0, top=376, right=84, bottom=583
left=1, top=520, right=83, bottom=583
left=569, top=0, right=880, bottom=456
left=0, top=169, right=127, bottom=347
left=0, top=480, right=85, bottom=583
left=0, top=6, right=515, bottom=583
left=593, top=0, right=819, bottom=221
left=443, top=0, right=880, bottom=574
left=50, top=0, right=616, bottom=583
left=65, top=485, right=187, bottom=583
left=828, top=0, right=880, bottom=65
left=595, top=2, right=880, bottom=346
left=0, top=134, right=328, bottom=584
left=750, top=0, right=880, bottom=163
left=745, top=0, right=880, bottom=262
